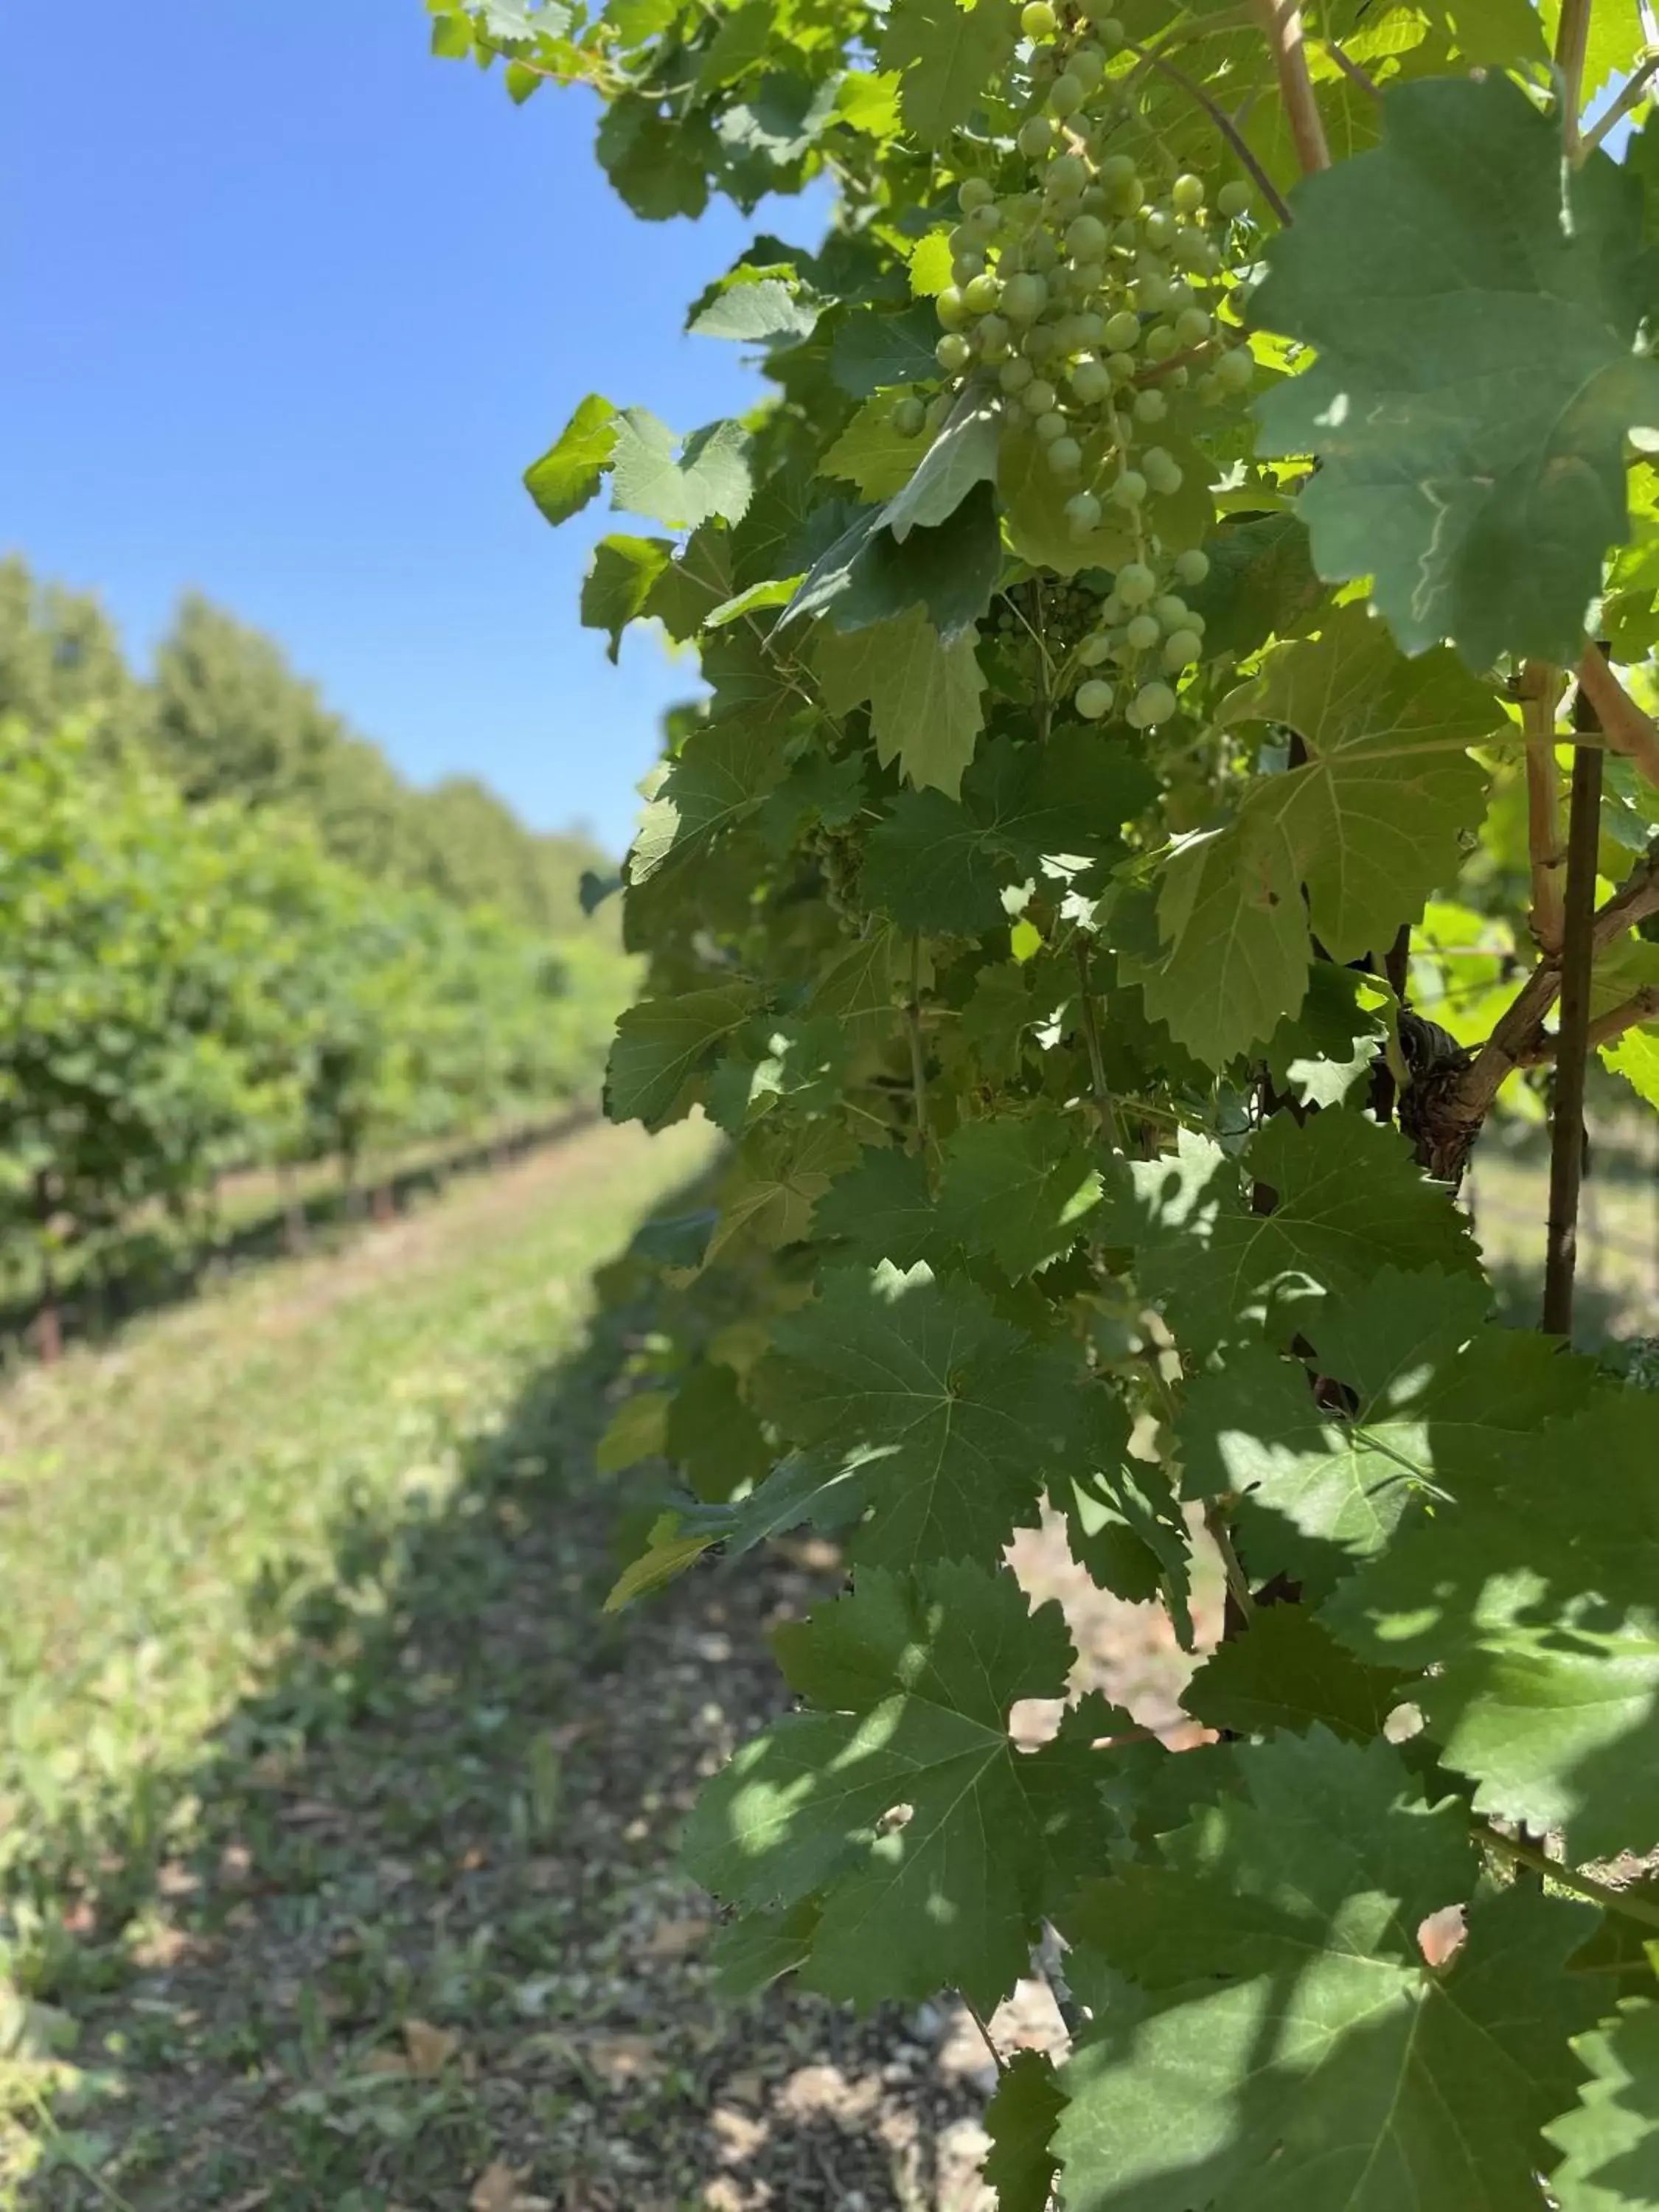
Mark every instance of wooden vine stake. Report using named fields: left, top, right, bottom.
left=1541, top=680, right=1604, bottom=1338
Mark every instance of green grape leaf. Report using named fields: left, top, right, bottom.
left=935, top=1105, right=1103, bottom=1279
left=1253, top=73, right=1659, bottom=667
left=1119, top=818, right=1310, bottom=1066
left=605, top=981, right=764, bottom=1130
left=1178, top=1266, right=1591, bottom=1595
left=1546, top=1993, right=1659, bottom=2211
left=524, top=392, right=618, bottom=525
left=983, top=2049, right=1065, bottom=2212
left=629, top=724, right=788, bottom=888
left=709, top=1120, right=860, bottom=1259
left=1102, top=1113, right=1482, bottom=1356
left=813, top=604, right=985, bottom=796
left=596, top=94, right=713, bottom=220
left=1262, top=960, right=1388, bottom=1109
left=682, top=1561, right=1110, bottom=2009
left=1325, top=1389, right=1659, bottom=1859
left=879, top=0, right=1018, bottom=146
left=881, top=388, right=1001, bottom=540
left=580, top=533, right=672, bottom=661
left=610, top=409, right=754, bottom=529
left=1230, top=609, right=1496, bottom=960
left=1056, top=1730, right=1601, bottom=2212
left=831, top=303, right=943, bottom=397
left=814, top=1147, right=945, bottom=1267
left=665, top=1360, right=771, bottom=1503
left=689, top=272, right=822, bottom=345
left=821, top=392, right=935, bottom=501
left=1604, top=1026, right=1659, bottom=1109
left=1181, top=1604, right=1407, bottom=1742
left=1185, top=511, right=1324, bottom=662
left=709, top=1898, right=823, bottom=1998
left=752, top=1262, right=1088, bottom=1568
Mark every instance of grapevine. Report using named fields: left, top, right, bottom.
left=438, top=0, right=1659, bottom=2202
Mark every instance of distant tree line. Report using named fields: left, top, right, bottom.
left=0, top=554, right=610, bottom=934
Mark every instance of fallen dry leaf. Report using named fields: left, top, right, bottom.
left=639, top=1914, right=710, bottom=1961
left=363, top=2048, right=413, bottom=2077
left=220, top=2190, right=272, bottom=2212
left=468, top=2160, right=552, bottom=2211
left=585, top=2032, right=661, bottom=2087
left=402, top=2016, right=461, bottom=2078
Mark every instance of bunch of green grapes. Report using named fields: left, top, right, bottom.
left=896, top=0, right=1256, bottom=729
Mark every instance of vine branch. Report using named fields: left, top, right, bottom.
left=1519, top=662, right=1566, bottom=958
left=1128, top=41, right=1295, bottom=224
left=1318, top=35, right=1382, bottom=100
left=1252, top=0, right=1331, bottom=175
left=1520, top=983, right=1659, bottom=1063
left=1074, top=939, right=1121, bottom=1150
left=1541, top=706, right=1604, bottom=1338
left=1585, top=52, right=1659, bottom=150
left=1576, top=641, right=1659, bottom=790
left=1478, top=1825, right=1659, bottom=1931
left=906, top=931, right=930, bottom=1150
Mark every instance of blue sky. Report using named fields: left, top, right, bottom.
left=2, top=4, right=826, bottom=853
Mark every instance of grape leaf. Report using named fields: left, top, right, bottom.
left=1604, top=1026, right=1659, bottom=1109
left=751, top=1261, right=1088, bottom=1568
left=1262, top=959, right=1388, bottom=1109
left=689, top=273, right=821, bottom=344
left=814, top=1147, right=945, bottom=1267
left=605, top=981, right=764, bottom=1130
left=821, top=392, right=934, bottom=501
left=681, top=1560, right=1110, bottom=2009
left=524, top=392, right=618, bottom=525
left=934, top=1105, right=1103, bottom=1279
left=1056, top=1730, right=1601, bottom=2212
left=610, top=410, right=754, bottom=529
left=983, top=2049, right=1065, bottom=2212
left=1231, top=609, right=1496, bottom=960
left=709, top=1120, right=859, bottom=1258
left=879, top=0, right=1018, bottom=146
left=1181, top=1605, right=1406, bottom=1743
left=629, top=723, right=787, bottom=887
left=1253, top=73, right=1659, bottom=667
left=1545, top=1992, right=1659, bottom=2211
left=665, top=1360, right=771, bottom=1503
left=1178, top=1266, right=1591, bottom=1595
left=1325, top=1389, right=1659, bottom=1859
left=580, top=533, right=672, bottom=661
left=1102, top=1099, right=1481, bottom=1355
left=813, top=604, right=985, bottom=796
left=831, top=302, right=942, bottom=397
left=1185, top=511, right=1324, bottom=662
left=881, top=388, right=1000, bottom=540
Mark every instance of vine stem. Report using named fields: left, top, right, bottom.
left=1585, top=52, right=1659, bottom=150
left=1555, top=0, right=1595, bottom=159
left=1541, top=695, right=1604, bottom=1338
left=1203, top=1502, right=1256, bottom=1624
left=906, top=931, right=930, bottom=1151
left=1318, top=35, right=1382, bottom=100
left=959, top=1993, right=1008, bottom=2077
left=1520, top=984, right=1659, bottom=1064
left=1074, top=939, right=1121, bottom=1149
left=1478, top=1826, right=1659, bottom=1932
left=1576, top=641, right=1659, bottom=788
left=1520, top=662, right=1567, bottom=958
left=1127, top=41, right=1294, bottom=223
left=1252, top=0, right=1331, bottom=175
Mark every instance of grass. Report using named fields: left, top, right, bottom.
left=0, top=1118, right=714, bottom=2206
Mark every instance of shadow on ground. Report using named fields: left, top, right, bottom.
left=6, top=1180, right=992, bottom=2212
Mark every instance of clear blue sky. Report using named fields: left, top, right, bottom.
left=2, top=4, right=827, bottom=853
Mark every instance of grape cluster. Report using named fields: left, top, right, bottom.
left=905, top=0, right=1256, bottom=727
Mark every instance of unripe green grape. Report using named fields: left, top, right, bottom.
left=936, top=286, right=968, bottom=331
left=1164, top=364, right=1190, bottom=389
left=959, top=176, right=995, bottom=213
left=1102, top=307, right=1141, bottom=352
left=1183, top=607, right=1206, bottom=634
left=1071, top=309, right=1105, bottom=345
left=1065, top=213, right=1109, bottom=261
left=1065, top=489, right=1103, bottom=534
left=1021, top=376, right=1059, bottom=414
left=1048, top=435, right=1084, bottom=475
left=1018, top=115, right=1054, bottom=158
left=1000, top=355, right=1035, bottom=393
left=1105, top=349, right=1137, bottom=382
left=950, top=223, right=979, bottom=257
left=1164, top=627, right=1202, bottom=670
left=1026, top=229, right=1061, bottom=271
left=1022, top=322, right=1061, bottom=361
left=1135, top=275, right=1171, bottom=315
left=1142, top=209, right=1176, bottom=249
left=1067, top=266, right=1105, bottom=305
left=1035, top=408, right=1069, bottom=443
left=1125, top=611, right=1161, bottom=652
left=1152, top=594, right=1189, bottom=628
left=1111, top=470, right=1147, bottom=508
left=1077, top=678, right=1115, bottom=719
left=1048, top=153, right=1088, bottom=197
left=977, top=310, right=1010, bottom=352
left=1098, top=153, right=1135, bottom=188
left=1069, top=41, right=1106, bottom=83
left=1116, top=560, right=1155, bottom=605
left=1196, top=369, right=1224, bottom=403
left=1049, top=73, right=1086, bottom=116
left=926, top=392, right=953, bottom=431
left=1174, top=548, right=1209, bottom=586
left=1099, top=590, right=1127, bottom=624
left=1132, top=386, right=1166, bottom=424
left=1216, top=344, right=1254, bottom=392
left=1070, top=356, right=1112, bottom=405
left=1001, top=271, right=1048, bottom=321
left=963, top=271, right=1001, bottom=314
left=1144, top=323, right=1179, bottom=361
left=1135, top=680, right=1178, bottom=723
left=966, top=201, right=1002, bottom=240
left=1094, top=13, right=1125, bottom=48
left=1174, top=306, right=1211, bottom=348
left=1171, top=228, right=1211, bottom=273
left=936, top=332, right=972, bottom=373
left=1164, top=279, right=1195, bottom=313
left=1078, top=629, right=1113, bottom=664
left=1022, top=0, right=1057, bottom=32
left=1171, top=173, right=1206, bottom=214
left=1217, top=178, right=1251, bottom=219
left=953, top=252, right=986, bottom=285
left=892, top=395, right=928, bottom=437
